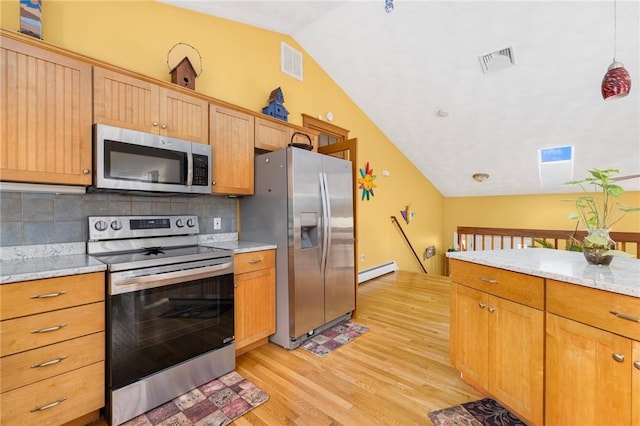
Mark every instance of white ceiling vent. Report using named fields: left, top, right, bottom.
left=478, top=46, right=516, bottom=73
left=281, top=41, right=303, bottom=81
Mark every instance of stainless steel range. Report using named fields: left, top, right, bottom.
left=87, top=215, right=235, bottom=426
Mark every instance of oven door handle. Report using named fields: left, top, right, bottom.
left=110, top=261, right=233, bottom=295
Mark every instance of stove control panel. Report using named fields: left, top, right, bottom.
left=88, top=215, right=200, bottom=240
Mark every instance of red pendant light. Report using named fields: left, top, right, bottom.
left=601, top=0, right=631, bottom=100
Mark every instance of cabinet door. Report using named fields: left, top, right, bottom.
left=93, top=67, right=160, bottom=134
left=0, top=36, right=92, bottom=185
left=209, top=104, right=255, bottom=195
left=489, top=296, right=543, bottom=426
left=453, top=284, right=488, bottom=390
left=234, top=267, right=276, bottom=351
left=546, top=313, right=632, bottom=426
left=255, top=116, right=290, bottom=151
left=633, top=340, right=640, bottom=426
left=161, top=87, right=209, bottom=144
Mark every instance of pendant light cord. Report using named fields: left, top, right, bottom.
left=613, top=0, right=617, bottom=61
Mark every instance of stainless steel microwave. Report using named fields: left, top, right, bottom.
left=92, top=124, right=211, bottom=195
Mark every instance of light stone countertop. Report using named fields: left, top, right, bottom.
left=0, top=235, right=276, bottom=283
left=201, top=240, right=277, bottom=253
left=447, top=248, right=640, bottom=298
left=1, top=254, right=107, bottom=284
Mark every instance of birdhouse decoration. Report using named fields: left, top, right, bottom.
left=170, top=57, right=197, bottom=90
left=262, top=87, right=289, bottom=122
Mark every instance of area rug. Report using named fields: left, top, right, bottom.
left=428, top=398, right=527, bottom=426
left=301, top=320, right=369, bottom=357
left=121, top=371, right=269, bottom=426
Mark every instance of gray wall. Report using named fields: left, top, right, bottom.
left=0, top=191, right=237, bottom=246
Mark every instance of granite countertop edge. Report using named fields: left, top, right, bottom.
left=1, top=254, right=107, bottom=284
left=447, top=248, right=640, bottom=298
left=0, top=237, right=276, bottom=284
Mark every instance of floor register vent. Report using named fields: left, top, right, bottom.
left=479, top=46, right=516, bottom=73
left=281, top=41, right=303, bottom=81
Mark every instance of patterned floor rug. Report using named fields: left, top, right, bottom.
left=428, top=398, right=527, bottom=426
left=121, top=371, right=269, bottom=426
left=301, top=320, right=369, bottom=357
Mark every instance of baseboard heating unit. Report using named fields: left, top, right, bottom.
left=358, top=261, right=399, bottom=284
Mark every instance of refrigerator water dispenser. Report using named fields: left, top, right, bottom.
left=300, top=212, right=318, bottom=249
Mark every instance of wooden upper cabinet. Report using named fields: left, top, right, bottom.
left=0, top=35, right=92, bottom=185
left=209, top=104, right=254, bottom=195
left=93, top=67, right=208, bottom=144
left=254, top=116, right=290, bottom=152
left=254, top=116, right=319, bottom=152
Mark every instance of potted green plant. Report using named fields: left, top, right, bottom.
left=565, top=168, right=640, bottom=265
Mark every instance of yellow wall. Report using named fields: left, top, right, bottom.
left=444, top=191, right=640, bottom=249
left=3, top=1, right=638, bottom=275
left=1, top=0, right=445, bottom=274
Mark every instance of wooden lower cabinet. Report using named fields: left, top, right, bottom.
left=0, top=272, right=105, bottom=426
left=546, top=279, right=640, bottom=425
left=546, top=313, right=632, bottom=425
left=452, top=283, right=543, bottom=425
left=234, top=250, right=276, bottom=355
left=0, top=361, right=104, bottom=426
left=450, top=260, right=544, bottom=425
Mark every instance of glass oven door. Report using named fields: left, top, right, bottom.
left=107, top=272, right=234, bottom=390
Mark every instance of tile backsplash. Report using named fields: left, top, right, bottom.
left=0, top=191, right=237, bottom=246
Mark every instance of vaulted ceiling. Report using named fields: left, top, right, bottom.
left=159, top=0, right=640, bottom=197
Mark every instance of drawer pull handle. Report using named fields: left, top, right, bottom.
left=488, top=306, right=496, bottom=313
left=31, top=323, right=67, bottom=334
left=479, top=277, right=499, bottom=284
left=30, top=290, right=67, bottom=299
left=31, top=356, right=68, bottom=368
left=634, top=361, right=640, bottom=370
left=478, top=303, right=486, bottom=309
left=30, top=397, right=67, bottom=412
left=248, top=259, right=263, bottom=264
left=612, top=353, right=625, bottom=363
left=609, top=311, right=640, bottom=323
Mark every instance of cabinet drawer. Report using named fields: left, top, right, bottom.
left=0, top=332, right=104, bottom=393
left=547, top=280, right=640, bottom=341
left=1, top=302, right=105, bottom=356
left=450, top=259, right=544, bottom=309
left=0, top=272, right=104, bottom=320
left=235, top=250, right=275, bottom=275
left=0, top=361, right=104, bottom=426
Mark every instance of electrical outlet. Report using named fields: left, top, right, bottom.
left=213, top=217, right=221, bottom=230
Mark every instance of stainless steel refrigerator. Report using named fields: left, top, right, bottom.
left=240, top=147, right=355, bottom=349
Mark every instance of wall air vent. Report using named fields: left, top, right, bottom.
left=478, top=46, right=516, bottom=73
left=281, top=41, right=303, bottom=81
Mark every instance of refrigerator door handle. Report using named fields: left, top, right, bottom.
left=320, top=172, right=331, bottom=273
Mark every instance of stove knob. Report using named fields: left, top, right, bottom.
left=176, top=218, right=185, bottom=228
left=187, top=218, right=196, bottom=227
left=110, top=220, right=123, bottom=231
left=94, top=220, right=109, bottom=232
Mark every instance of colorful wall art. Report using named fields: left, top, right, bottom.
left=20, top=0, right=42, bottom=39
left=358, top=161, right=377, bottom=201
left=401, top=204, right=414, bottom=224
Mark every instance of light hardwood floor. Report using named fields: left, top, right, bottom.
left=233, top=270, right=483, bottom=425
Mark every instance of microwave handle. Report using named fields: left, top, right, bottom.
left=187, top=152, right=193, bottom=186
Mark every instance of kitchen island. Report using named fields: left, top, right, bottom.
left=447, top=248, right=639, bottom=426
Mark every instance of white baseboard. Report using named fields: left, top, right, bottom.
left=358, top=261, right=399, bottom=284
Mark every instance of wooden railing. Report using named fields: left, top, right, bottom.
left=456, top=226, right=640, bottom=258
